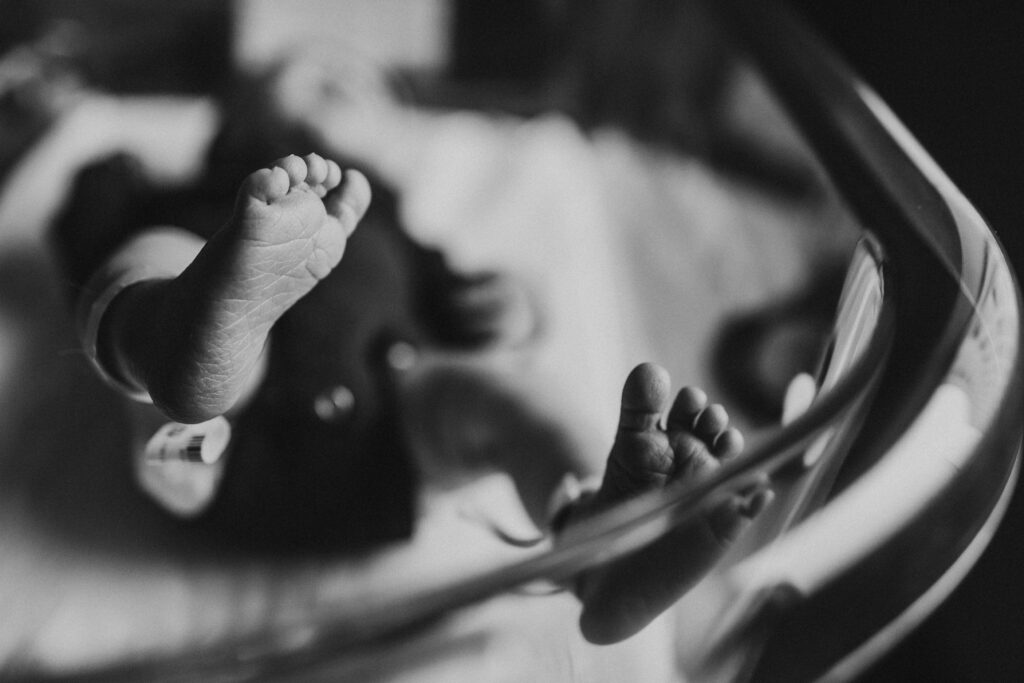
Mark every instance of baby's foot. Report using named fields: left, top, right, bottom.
left=563, top=363, right=771, bottom=644
left=143, top=153, right=371, bottom=422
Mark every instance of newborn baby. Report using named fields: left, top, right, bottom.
left=54, top=142, right=769, bottom=644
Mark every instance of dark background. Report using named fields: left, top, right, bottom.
left=787, top=2, right=1024, bottom=681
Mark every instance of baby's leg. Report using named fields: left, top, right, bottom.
left=91, top=153, right=370, bottom=423
left=562, top=363, right=771, bottom=644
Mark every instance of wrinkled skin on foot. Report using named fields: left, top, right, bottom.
left=138, top=153, right=371, bottom=423
left=560, top=363, right=772, bottom=644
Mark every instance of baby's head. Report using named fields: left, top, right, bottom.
left=215, top=41, right=402, bottom=177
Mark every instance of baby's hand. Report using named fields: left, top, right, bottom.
left=558, top=363, right=772, bottom=644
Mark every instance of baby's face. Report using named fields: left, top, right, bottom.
left=255, top=48, right=398, bottom=167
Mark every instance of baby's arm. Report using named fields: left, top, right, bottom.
left=0, top=93, right=218, bottom=241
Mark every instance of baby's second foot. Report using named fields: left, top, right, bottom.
left=144, top=153, right=371, bottom=422
left=562, top=363, right=771, bottom=644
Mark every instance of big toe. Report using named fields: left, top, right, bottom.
left=242, top=165, right=291, bottom=204
left=601, top=364, right=675, bottom=499
left=618, top=363, right=671, bottom=432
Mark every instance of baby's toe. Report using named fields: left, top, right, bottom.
left=325, top=169, right=372, bottom=236
left=706, top=478, right=773, bottom=546
left=667, top=386, right=707, bottom=431
left=618, top=363, right=671, bottom=433
left=666, top=395, right=735, bottom=479
left=599, top=364, right=674, bottom=499
left=324, top=159, right=343, bottom=190
left=713, top=426, right=744, bottom=459
left=309, top=158, right=344, bottom=199
left=693, top=403, right=729, bottom=442
left=242, top=166, right=291, bottom=204
left=273, top=154, right=308, bottom=186
left=303, top=152, right=329, bottom=186
left=739, top=485, right=774, bottom=518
